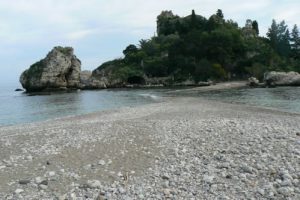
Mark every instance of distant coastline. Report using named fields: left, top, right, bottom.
left=18, top=9, right=300, bottom=93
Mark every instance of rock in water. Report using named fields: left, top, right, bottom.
left=248, top=77, right=259, bottom=87
left=14, top=88, right=24, bottom=92
left=264, top=71, right=300, bottom=86
left=20, top=46, right=81, bottom=92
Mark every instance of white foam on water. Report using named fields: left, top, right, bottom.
left=139, top=93, right=160, bottom=100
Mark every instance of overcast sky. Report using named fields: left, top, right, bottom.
left=0, top=0, right=299, bottom=86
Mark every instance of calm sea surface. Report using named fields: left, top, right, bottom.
left=179, top=86, right=300, bottom=114
left=0, top=85, right=168, bottom=126
left=0, top=84, right=300, bottom=126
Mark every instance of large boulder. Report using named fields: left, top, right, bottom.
left=264, top=71, right=300, bottom=86
left=248, top=77, right=260, bottom=87
left=248, top=77, right=266, bottom=87
left=20, top=47, right=81, bottom=92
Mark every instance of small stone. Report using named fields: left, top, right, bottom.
left=162, top=180, right=170, bottom=188
left=40, top=180, right=49, bottom=186
left=268, top=192, right=275, bottom=198
left=118, top=187, right=126, bottom=194
left=239, top=174, right=247, bottom=180
left=19, top=179, right=31, bottom=185
left=240, top=165, right=253, bottom=174
left=46, top=161, right=51, bottom=165
left=280, top=180, right=292, bottom=187
left=39, top=184, right=48, bottom=190
left=14, top=189, right=24, bottom=194
left=70, top=173, right=80, bottom=180
left=48, top=171, right=56, bottom=177
left=98, top=160, right=106, bottom=166
left=59, top=194, right=67, bottom=200
left=203, top=175, right=214, bottom=184
left=87, top=180, right=101, bottom=189
left=5, top=162, right=13, bottom=167
left=279, top=169, right=289, bottom=176
left=117, top=172, right=123, bottom=177
left=257, top=189, right=265, bottom=196
left=296, top=132, right=300, bottom=136
left=84, top=164, right=92, bottom=169
left=226, top=174, right=232, bottom=179
left=25, top=156, right=33, bottom=161
left=161, top=174, right=170, bottom=180
left=217, top=163, right=230, bottom=169
left=277, top=187, right=294, bottom=196
left=70, top=193, right=76, bottom=199
left=174, top=170, right=181, bottom=176
left=96, top=194, right=105, bottom=200
left=35, top=177, right=43, bottom=184
left=163, top=189, right=171, bottom=196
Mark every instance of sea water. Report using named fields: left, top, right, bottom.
left=0, top=85, right=166, bottom=126
left=1, top=84, right=300, bottom=126
left=194, top=86, right=300, bottom=114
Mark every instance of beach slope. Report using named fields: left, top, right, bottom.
left=0, top=97, right=300, bottom=199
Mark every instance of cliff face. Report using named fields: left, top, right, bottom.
left=20, top=47, right=81, bottom=92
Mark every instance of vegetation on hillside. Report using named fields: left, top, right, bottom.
left=95, top=10, right=300, bottom=83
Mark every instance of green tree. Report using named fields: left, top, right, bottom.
left=139, top=39, right=160, bottom=57
left=245, top=62, right=267, bottom=80
left=291, top=24, right=300, bottom=58
left=144, top=57, right=168, bottom=77
left=279, top=28, right=291, bottom=57
left=191, top=9, right=197, bottom=29
left=243, top=19, right=257, bottom=38
left=123, top=44, right=138, bottom=57
left=156, top=11, right=179, bottom=36
left=252, top=20, right=259, bottom=35
left=97, top=9, right=299, bottom=84
left=194, top=59, right=212, bottom=82
left=216, top=9, right=224, bottom=19
left=267, top=20, right=291, bottom=57
left=123, top=44, right=145, bottom=64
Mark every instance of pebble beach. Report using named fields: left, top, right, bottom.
left=0, top=93, right=300, bottom=199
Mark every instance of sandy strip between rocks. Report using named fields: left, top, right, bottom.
left=0, top=95, right=300, bottom=199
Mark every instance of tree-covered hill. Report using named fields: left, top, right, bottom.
left=93, top=9, right=300, bottom=85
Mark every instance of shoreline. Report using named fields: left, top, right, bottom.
left=0, top=95, right=300, bottom=199
left=1, top=81, right=248, bottom=128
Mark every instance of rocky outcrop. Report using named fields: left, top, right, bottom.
left=264, top=71, right=300, bottom=86
left=20, top=47, right=81, bottom=92
left=91, top=61, right=124, bottom=88
left=79, top=70, right=107, bottom=89
left=20, top=46, right=225, bottom=92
